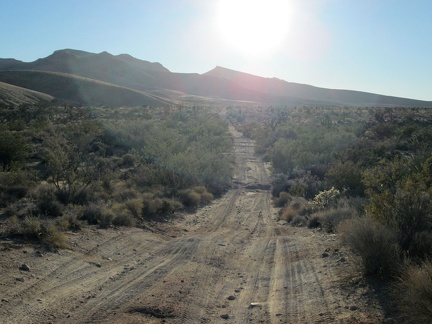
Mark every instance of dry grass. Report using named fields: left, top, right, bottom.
left=394, top=262, right=432, bottom=323
left=42, top=225, right=69, bottom=249
left=279, top=197, right=310, bottom=223
left=339, top=217, right=400, bottom=276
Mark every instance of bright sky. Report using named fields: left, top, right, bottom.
left=1, top=0, right=432, bottom=100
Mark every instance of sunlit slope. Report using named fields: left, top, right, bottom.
left=0, top=70, right=172, bottom=106
left=0, top=81, right=54, bottom=106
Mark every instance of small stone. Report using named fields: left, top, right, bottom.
left=234, top=289, right=241, bottom=293
left=322, top=253, right=329, bottom=258
left=19, top=264, right=30, bottom=271
left=16, top=277, right=25, bottom=282
left=349, top=305, right=358, bottom=311
left=227, top=295, right=236, bottom=300
left=220, top=314, right=229, bottom=320
left=1, top=298, right=9, bottom=303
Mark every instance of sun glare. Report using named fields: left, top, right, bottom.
left=215, top=0, right=293, bottom=59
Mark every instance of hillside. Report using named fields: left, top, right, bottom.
left=0, top=81, right=54, bottom=106
left=0, top=49, right=431, bottom=107
left=0, top=70, right=171, bottom=106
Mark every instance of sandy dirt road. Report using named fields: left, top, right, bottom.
left=0, top=127, right=384, bottom=323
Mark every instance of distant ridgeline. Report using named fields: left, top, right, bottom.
left=0, top=49, right=431, bottom=107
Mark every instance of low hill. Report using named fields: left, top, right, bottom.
left=0, top=81, right=54, bottom=106
left=0, top=70, right=172, bottom=106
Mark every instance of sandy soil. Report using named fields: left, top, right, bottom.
left=0, top=127, right=386, bottom=323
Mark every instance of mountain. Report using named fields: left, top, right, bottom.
left=0, top=49, right=431, bottom=107
left=204, top=66, right=432, bottom=107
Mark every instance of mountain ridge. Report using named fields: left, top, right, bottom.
left=0, top=49, right=431, bottom=107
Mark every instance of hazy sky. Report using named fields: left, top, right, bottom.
left=2, top=0, right=432, bottom=100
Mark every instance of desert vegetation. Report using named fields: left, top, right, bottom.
left=228, top=105, right=432, bottom=321
left=0, top=103, right=234, bottom=248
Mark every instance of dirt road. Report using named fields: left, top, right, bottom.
left=0, top=127, right=383, bottom=323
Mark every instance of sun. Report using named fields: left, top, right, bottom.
left=215, top=0, right=293, bottom=59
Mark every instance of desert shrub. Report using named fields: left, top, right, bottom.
left=0, top=131, right=29, bottom=171
left=291, top=215, right=307, bottom=226
left=308, top=216, right=321, bottom=228
left=178, top=189, right=201, bottom=208
left=393, top=262, right=432, bottom=324
left=22, top=216, right=42, bottom=239
left=165, top=198, right=183, bottom=212
left=206, top=181, right=226, bottom=197
left=279, top=197, right=311, bottom=223
left=272, top=178, right=291, bottom=198
left=98, top=211, right=114, bottom=228
left=124, top=198, right=143, bottom=219
left=38, top=198, right=64, bottom=217
left=366, top=187, right=432, bottom=255
left=325, top=161, right=364, bottom=196
left=80, top=204, right=102, bottom=225
left=121, top=153, right=138, bottom=167
left=142, top=193, right=161, bottom=218
left=313, top=207, right=357, bottom=233
left=200, top=191, right=214, bottom=204
left=339, top=217, right=400, bottom=276
left=4, top=199, right=36, bottom=218
left=274, top=191, right=291, bottom=207
left=409, top=231, right=432, bottom=261
left=311, top=187, right=340, bottom=210
left=28, top=183, right=55, bottom=200
left=42, top=225, right=68, bottom=249
left=58, top=207, right=82, bottom=231
left=191, top=186, right=206, bottom=194
left=113, top=186, right=138, bottom=202
left=71, top=187, right=94, bottom=205
left=279, top=205, right=297, bottom=223
left=112, top=214, right=135, bottom=227
left=0, top=171, right=37, bottom=206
